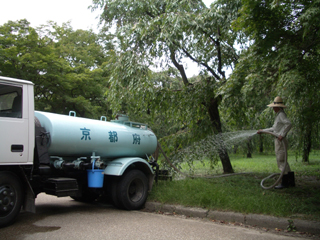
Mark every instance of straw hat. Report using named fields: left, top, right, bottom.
left=267, top=96, right=287, bottom=108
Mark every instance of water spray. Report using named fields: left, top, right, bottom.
left=258, top=131, right=287, bottom=190
left=156, top=130, right=288, bottom=190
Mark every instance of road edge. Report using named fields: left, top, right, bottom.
left=143, top=202, right=320, bottom=236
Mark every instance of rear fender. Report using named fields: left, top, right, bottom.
left=104, top=157, right=154, bottom=190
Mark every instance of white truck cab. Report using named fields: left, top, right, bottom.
left=0, top=76, right=34, bottom=165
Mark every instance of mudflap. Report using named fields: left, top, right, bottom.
left=19, top=167, right=36, bottom=213
left=23, top=187, right=35, bottom=213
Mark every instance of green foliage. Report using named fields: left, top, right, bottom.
left=150, top=152, right=320, bottom=220
left=150, top=175, right=320, bottom=219
left=0, top=20, right=111, bottom=119
left=0, top=19, right=43, bottom=80
left=222, top=0, right=320, bottom=161
left=90, top=0, right=245, bottom=173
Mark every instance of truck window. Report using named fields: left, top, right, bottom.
left=0, top=83, right=22, bottom=118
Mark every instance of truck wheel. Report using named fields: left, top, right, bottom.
left=103, top=176, right=123, bottom=209
left=110, top=178, right=123, bottom=209
left=117, top=170, right=148, bottom=210
left=0, top=172, right=23, bottom=227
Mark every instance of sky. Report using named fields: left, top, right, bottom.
left=0, top=0, right=214, bottom=30
left=0, top=0, right=101, bottom=31
left=0, top=0, right=215, bottom=77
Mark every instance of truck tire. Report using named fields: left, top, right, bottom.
left=110, top=178, right=123, bottom=209
left=117, top=170, right=148, bottom=210
left=0, top=172, right=23, bottom=227
left=102, top=176, right=123, bottom=208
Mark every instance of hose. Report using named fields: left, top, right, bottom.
left=258, top=131, right=287, bottom=190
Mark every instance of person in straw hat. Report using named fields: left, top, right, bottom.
left=257, top=96, right=295, bottom=189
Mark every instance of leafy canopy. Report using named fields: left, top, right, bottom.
left=0, top=20, right=110, bottom=119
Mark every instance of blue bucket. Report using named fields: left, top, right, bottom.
left=87, top=160, right=104, bottom=188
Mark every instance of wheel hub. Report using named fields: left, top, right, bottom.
left=128, top=180, right=143, bottom=202
left=0, top=186, right=15, bottom=213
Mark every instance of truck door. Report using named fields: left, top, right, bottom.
left=0, top=82, right=29, bottom=164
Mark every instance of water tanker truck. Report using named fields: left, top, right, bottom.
left=0, top=76, right=158, bottom=227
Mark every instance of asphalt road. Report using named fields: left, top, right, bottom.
left=0, top=194, right=308, bottom=240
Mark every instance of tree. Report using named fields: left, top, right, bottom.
left=91, top=0, right=243, bottom=173
left=0, top=19, right=45, bottom=81
left=0, top=20, right=110, bottom=119
left=227, top=0, right=320, bottom=162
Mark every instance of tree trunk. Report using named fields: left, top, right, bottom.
left=259, top=134, right=263, bottom=153
left=247, top=137, right=252, bottom=158
left=302, top=125, right=312, bottom=162
left=169, top=50, right=233, bottom=173
left=207, top=96, right=234, bottom=173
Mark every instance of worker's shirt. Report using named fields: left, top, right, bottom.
left=263, top=109, right=292, bottom=137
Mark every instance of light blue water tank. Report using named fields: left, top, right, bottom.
left=34, top=111, right=157, bottom=158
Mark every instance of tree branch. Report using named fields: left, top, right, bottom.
left=216, top=26, right=225, bottom=79
left=169, top=48, right=190, bottom=86
left=180, top=47, right=221, bottom=80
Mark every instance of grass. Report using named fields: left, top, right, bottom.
left=149, top=151, right=320, bottom=221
